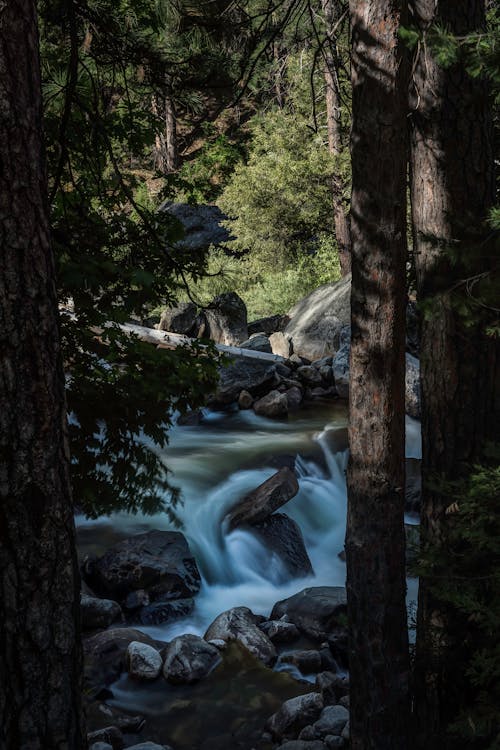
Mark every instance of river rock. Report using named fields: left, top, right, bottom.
left=238, top=389, right=254, bottom=409
left=157, top=302, right=198, bottom=335
left=285, top=275, right=351, bottom=361
left=139, top=597, right=194, bottom=626
left=163, top=634, right=220, bottom=684
left=405, top=352, right=421, bottom=419
left=270, top=332, right=294, bottom=358
left=318, top=365, right=334, bottom=384
left=280, top=650, right=322, bottom=674
left=226, top=467, right=299, bottom=530
left=310, top=705, right=349, bottom=738
left=248, top=314, right=290, bottom=336
left=213, top=359, right=278, bottom=405
left=81, top=594, right=122, bottom=630
left=297, top=366, right=323, bottom=386
left=278, top=742, right=326, bottom=750
left=205, top=292, right=248, bottom=345
left=315, top=672, right=350, bottom=704
left=325, top=736, right=345, bottom=749
left=286, top=386, right=303, bottom=409
left=253, top=513, right=313, bottom=578
left=89, top=743, right=113, bottom=750
left=127, top=744, right=173, bottom=750
left=240, top=333, right=272, bottom=352
left=87, top=726, right=124, bottom=749
left=253, top=389, right=289, bottom=418
left=266, top=692, right=324, bottom=740
left=83, top=530, right=200, bottom=603
left=84, top=627, right=161, bottom=697
left=271, top=587, right=347, bottom=641
left=126, top=641, right=163, bottom=680
left=204, top=606, right=277, bottom=666
left=259, top=619, right=300, bottom=643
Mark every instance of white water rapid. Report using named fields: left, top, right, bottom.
left=76, top=403, right=421, bottom=641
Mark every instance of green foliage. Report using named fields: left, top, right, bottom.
left=418, top=463, right=500, bottom=748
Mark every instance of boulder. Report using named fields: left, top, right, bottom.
left=157, top=302, right=198, bottom=335
left=87, top=727, right=124, bottom=750
left=205, top=292, right=248, bottom=345
left=270, top=587, right=347, bottom=641
left=278, top=743, right=326, bottom=750
left=84, top=627, right=161, bottom=697
left=126, top=641, right=163, bottom=680
left=89, top=744, right=113, bottom=750
left=81, top=594, right=122, bottom=630
left=240, top=333, right=272, bottom=353
left=286, top=386, right=303, bottom=409
left=280, top=650, right=322, bottom=674
left=139, top=597, right=194, bottom=626
left=405, top=352, right=421, bottom=419
left=253, top=390, right=289, bottom=418
left=318, top=365, right=334, bottom=385
left=248, top=314, right=290, bottom=336
left=253, top=514, right=313, bottom=578
left=297, top=366, right=323, bottom=386
left=163, top=634, right=220, bottom=684
left=212, top=359, right=277, bottom=405
left=83, top=530, right=200, bottom=603
left=204, top=606, right=276, bottom=666
left=127, top=744, right=173, bottom=750
left=259, top=620, right=300, bottom=644
left=238, top=389, right=254, bottom=409
left=162, top=202, right=231, bottom=252
left=270, top=332, right=294, bottom=358
left=310, top=705, right=349, bottom=738
left=315, top=672, right=350, bottom=704
left=266, top=692, right=324, bottom=740
left=225, top=467, right=299, bottom=530
left=332, top=344, right=349, bottom=400
left=285, top=275, right=351, bottom=361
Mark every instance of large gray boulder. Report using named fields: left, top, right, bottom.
left=83, top=530, right=200, bottom=603
left=271, top=587, right=347, bottom=641
left=163, top=634, right=220, bottom=684
left=285, top=275, right=351, bottom=361
left=205, top=292, right=248, bottom=345
left=248, top=314, right=290, bottom=336
left=266, top=692, right=324, bottom=740
left=162, top=203, right=231, bottom=251
left=157, top=302, right=199, bottom=336
left=204, top=606, right=277, bottom=666
left=212, top=359, right=278, bottom=405
left=253, top=389, right=289, bottom=418
left=225, top=467, right=299, bottom=530
left=253, top=513, right=313, bottom=578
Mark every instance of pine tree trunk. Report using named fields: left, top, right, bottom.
left=346, top=1, right=410, bottom=748
left=322, top=0, right=351, bottom=276
left=409, top=1, right=498, bottom=745
left=153, top=77, right=178, bottom=173
left=0, top=2, right=85, bottom=748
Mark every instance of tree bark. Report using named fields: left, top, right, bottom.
left=346, top=1, right=410, bottom=748
left=322, top=0, right=351, bottom=276
left=409, top=1, right=498, bottom=745
left=153, top=77, right=178, bottom=173
left=0, top=2, right=85, bottom=748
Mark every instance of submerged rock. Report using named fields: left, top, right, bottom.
left=204, top=606, right=277, bottom=666
left=271, top=587, right=347, bottom=642
left=163, top=634, right=220, bottom=684
left=82, top=530, right=200, bottom=603
left=252, top=513, right=313, bottom=579
left=226, top=467, right=299, bottom=530
left=266, top=692, right=324, bottom=740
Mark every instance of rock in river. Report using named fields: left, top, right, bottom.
left=271, top=587, right=347, bottom=641
left=126, top=641, right=163, bottom=681
left=253, top=513, right=313, bottom=578
left=266, top=692, right=324, bottom=740
left=83, top=530, right=200, bottom=603
left=204, top=606, right=277, bottom=666
left=163, top=634, right=221, bottom=684
left=225, top=467, right=299, bottom=531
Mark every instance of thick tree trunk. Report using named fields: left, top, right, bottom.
left=0, top=2, right=85, bottom=748
left=346, top=1, right=410, bottom=749
left=409, top=1, right=498, bottom=745
left=153, top=77, right=178, bottom=173
left=322, top=0, right=351, bottom=276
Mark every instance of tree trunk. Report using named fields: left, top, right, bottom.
left=322, top=0, right=351, bottom=276
left=346, top=1, right=410, bottom=748
left=409, top=1, right=498, bottom=745
left=153, top=77, right=178, bottom=173
left=0, top=2, right=85, bottom=748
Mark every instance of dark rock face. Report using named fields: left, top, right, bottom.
left=84, top=627, right=161, bottom=698
left=83, top=530, right=201, bottom=603
left=81, top=594, right=122, bottom=630
left=270, top=587, right=347, bottom=641
left=139, top=597, right=194, bottom=626
left=253, top=514, right=313, bottom=578
left=163, top=634, right=220, bottom=684
left=212, top=359, right=277, bottom=405
left=266, top=692, right=324, bottom=740
left=248, top=314, right=290, bottom=336
left=226, top=467, right=299, bottom=530
left=162, top=203, right=231, bottom=252
left=157, top=302, right=198, bottom=335
left=204, top=606, right=277, bottom=666
left=315, top=671, right=350, bottom=704
left=205, top=292, right=248, bottom=346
